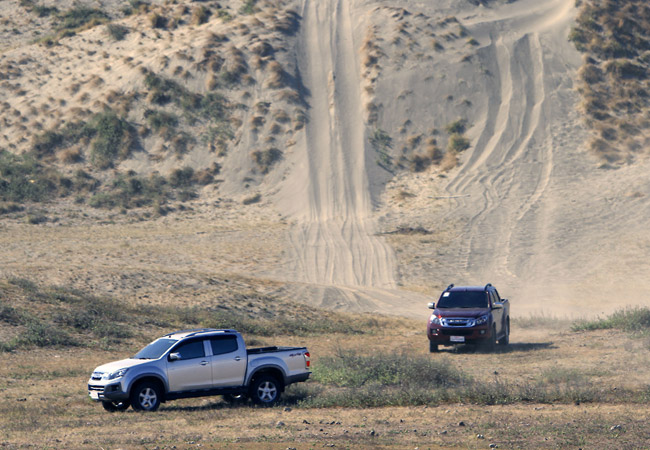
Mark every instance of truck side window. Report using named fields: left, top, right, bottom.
left=210, top=336, right=238, bottom=355
left=174, top=340, right=205, bottom=360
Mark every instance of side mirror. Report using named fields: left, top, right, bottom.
left=168, top=352, right=181, bottom=361
left=427, top=302, right=436, bottom=309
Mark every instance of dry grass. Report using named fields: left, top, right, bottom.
left=0, top=300, right=649, bottom=448
left=570, top=0, right=650, bottom=164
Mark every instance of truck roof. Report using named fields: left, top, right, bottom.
left=445, top=283, right=494, bottom=293
left=162, top=328, right=237, bottom=340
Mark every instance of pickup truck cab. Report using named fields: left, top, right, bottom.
left=88, top=328, right=311, bottom=411
left=427, top=283, right=510, bottom=352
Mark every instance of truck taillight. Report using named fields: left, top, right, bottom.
left=304, top=352, right=311, bottom=368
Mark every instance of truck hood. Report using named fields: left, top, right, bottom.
left=434, top=308, right=489, bottom=318
left=93, top=358, right=150, bottom=374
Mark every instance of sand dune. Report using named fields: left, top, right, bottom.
left=1, top=0, right=648, bottom=320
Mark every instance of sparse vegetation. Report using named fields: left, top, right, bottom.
left=106, top=23, right=129, bottom=41
left=252, top=148, right=282, bottom=174
left=572, top=307, right=650, bottom=335
left=88, top=111, right=136, bottom=169
left=447, top=133, right=470, bottom=152
left=0, top=150, right=72, bottom=202
left=370, top=128, right=393, bottom=168
left=569, top=0, right=650, bottom=164
left=239, top=0, right=258, bottom=15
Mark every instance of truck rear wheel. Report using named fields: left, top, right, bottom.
left=250, top=375, right=281, bottom=406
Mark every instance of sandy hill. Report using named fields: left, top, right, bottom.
left=1, top=0, right=649, bottom=319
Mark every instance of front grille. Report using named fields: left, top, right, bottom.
left=441, top=329, right=473, bottom=336
left=88, top=384, right=104, bottom=392
left=441, top=317, right=474, bottom=327
left=91, top=372, right=104, bottom=381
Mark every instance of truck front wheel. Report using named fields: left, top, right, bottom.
left=250, top=375, right=281, bottom=406
left=498, top=318, right=510, bottom=346
left=101, top=400, right=130, bottom=412
left=429, top=341, right=439, bottom=353
left=130, top=381, right=161, bottom=412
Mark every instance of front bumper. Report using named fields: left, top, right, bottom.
left=87, top=381, right=129, bottom=402
left=427, top=325, right=491, bottom=344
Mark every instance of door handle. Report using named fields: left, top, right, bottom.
left=200, top=361, right=209, bottom=366
left=234, top=356, right=241, bottom=361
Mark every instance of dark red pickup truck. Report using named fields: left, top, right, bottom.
left=427, top=283, right=510, bottom=352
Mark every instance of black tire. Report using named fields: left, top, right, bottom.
left=483, top=325, right=497, bottom=351
left=223, top=393, right=246, bottom=405
left=498, top=318, right=510, bottom=346
left=130, top=381, right=162, bottom=412
left=249, top=375, right=282, bottom=406
left=429, top=341, right=439, bottom=353
left=101, top=400, right=130, bottom=412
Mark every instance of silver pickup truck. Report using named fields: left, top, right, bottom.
left=87, top=328, right=311, bottom=411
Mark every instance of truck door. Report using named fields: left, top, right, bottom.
left=490, top=291, right=505, bottom=335
left=166, top=339, right=213, bottom=392
left=209, top=335, right=247, bottom=387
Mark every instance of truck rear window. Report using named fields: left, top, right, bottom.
left=437, top=291, right=488, bottom=308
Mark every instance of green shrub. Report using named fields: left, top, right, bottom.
left=150, top=12, right=168, bottom=29
left=448, top=133, right=470, bottom=152
left=106, top=23, right=129, bottom=41
left=445, top=118, right=468, bottom=135
left=572, top=307, right=650, bottom=334
left=252, top=148, right=282, bottom=173
left=56, top=7, right=110, bottom=32
left=16, top=322, right=78, bottom=348
left=240, top=0, right=258, bottom=15
left=169, top=167, right=195, bottom=188
left=88, top=111, right=135, bottom=169
left=0, top=151, right=69, bottom=202
left=145, top=109, right=179, bottom=133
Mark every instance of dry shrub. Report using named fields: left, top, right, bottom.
left=255, top=102, right=270, bottom=114
left=250, top=115, right=265, bottom=128
left=590, top=137, right=622, bottom=163
left=293, top=109, right=307, bottom=130
left=250, top=40, right=274, bottom=57
left=205, top=74, right=218, bottom=90
left=192, top=5, right=211, bottom=25
left=272, top=109, right=290, bottom=123
left=439, top=149, right=458, bottom=171
left=276, top=88, right=302, bottom=105
left=365, top=101, right=379, bottom=124
left=265, top=61, right=287, bottom=88
left=272, top=10, right=299, bottom=35
left=579, top=62, right=604, bottom=84
left=59, top=148, right=83, bottom=163
left=252, top=147, right=282, bottom=173
left=406, top=134, right=422, bottom=150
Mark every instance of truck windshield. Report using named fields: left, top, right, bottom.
left=133, top=338, right=178, bottom=360
left=437, top=291, right=488, bottom=308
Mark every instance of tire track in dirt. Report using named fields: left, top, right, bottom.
left=440, top=2, right=566, bottom=283
left=280, top=0, right=397, bottom=297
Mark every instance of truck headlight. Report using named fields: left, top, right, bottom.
left=106, top=368, right=129, bottom=380
left=474, top=315, right=489, bottom=326
left=430, top=315, right=442, bottom=326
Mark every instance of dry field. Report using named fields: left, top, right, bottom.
left=1, top=305, right=649, bottom=449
